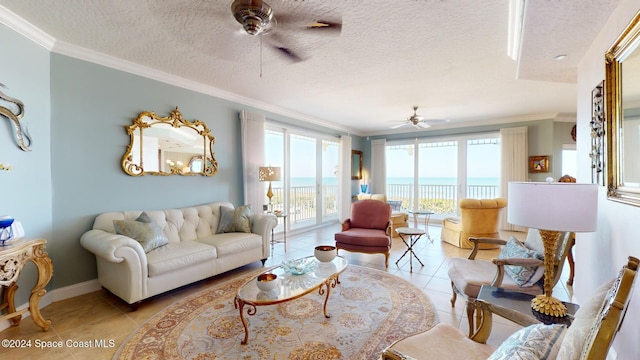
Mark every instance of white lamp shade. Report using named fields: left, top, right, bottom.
left=507, top=182, right=598, bottom=232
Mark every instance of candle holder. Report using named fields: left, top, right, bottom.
left=0, top=215, right=15, bottom=246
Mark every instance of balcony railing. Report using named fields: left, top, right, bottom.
left=271, top=185, right=339, bottom=226
left=270, top=183, right=497, bottom=226
left=387, top=183, right=499, bottom=214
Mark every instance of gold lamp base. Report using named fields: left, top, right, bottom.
left=532, top=229, right=568, bottom=317
left=531, top=294, right=568, bottom=317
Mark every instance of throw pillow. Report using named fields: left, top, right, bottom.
left=216, top=205, right=252, bottom=233
left=113, top=212, right=169, bottom=253
left=488, top=324, right=567, bottom=360
left=498, top=236, right=545, bottom=287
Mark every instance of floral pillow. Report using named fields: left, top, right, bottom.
left=488, top=324, right=567, bottom=360
left=498, top=236, right=545, bottom=287
left=113, top=212, right=168, bottom=253
left=216, top=205, right=252, bottom=233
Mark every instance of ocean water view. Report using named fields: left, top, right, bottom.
left=275, top=177, right=499, bottom=187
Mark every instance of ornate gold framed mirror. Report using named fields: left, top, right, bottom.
left=605, top=10, right=640, bottom=206
left=121, top=107, right=218, bottom=176
left=351, top=150, right=363, bottom=180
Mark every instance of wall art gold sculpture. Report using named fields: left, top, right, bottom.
left=0, top=83, right=31, bottom=151
left=590, top=80, right=604, bottom=185
left=121, top=107, right=218, bottom=176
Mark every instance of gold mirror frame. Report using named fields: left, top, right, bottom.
left=121, top=107, right=218, bottom=176
left=605, top=10, right=640, bottom=205
left=351, top=150, right=363, bottom=180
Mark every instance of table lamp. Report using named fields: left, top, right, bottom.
left=507, top=180, right=598, bottom=317
left=259, top=166, right=281, bottom=212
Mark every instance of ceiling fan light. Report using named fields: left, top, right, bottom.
left=232, top=0, right=274, bottom=36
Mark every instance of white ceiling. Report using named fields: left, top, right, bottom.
left=0, top=0, right=620, bottom=136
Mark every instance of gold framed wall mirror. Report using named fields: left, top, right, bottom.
left=351, top=150, right=363, bottom=180
left=605, top=10, right=640, bottom=206
left=121, top=107, right=218, bottom=176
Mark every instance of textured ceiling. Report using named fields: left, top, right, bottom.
left=0, top=0, right=620, bottom=136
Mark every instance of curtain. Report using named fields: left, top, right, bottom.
left=338, top=135, right=352, bottom=221
left=500, top=126, right=528, bottom=231
left=371, top=139, right=387, bottom=194
left=240, top=110, right=266, bottom=214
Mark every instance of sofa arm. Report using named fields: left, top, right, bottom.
left=80, top=229, right=147, bottom=264
left=249, top=213, right=277, bottom=243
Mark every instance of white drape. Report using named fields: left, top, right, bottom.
left=338, top=135, right=352, bottom=221
left=500, top=126, right=528, bottom=231
left=371, top=139, right=387, bottom=194
left=240, top=110, right=266, bottom=214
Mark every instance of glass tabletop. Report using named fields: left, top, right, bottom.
left=407, top=210, right=434, bottom=215
left=236, top=255, right=348, bottom=305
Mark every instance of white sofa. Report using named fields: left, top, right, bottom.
left=80, top=202, right=276, bottom=307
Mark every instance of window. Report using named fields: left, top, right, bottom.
left=386, top=134, right=500, bottom=217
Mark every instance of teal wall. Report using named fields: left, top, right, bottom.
left=0, top=24, right=52, bottom=306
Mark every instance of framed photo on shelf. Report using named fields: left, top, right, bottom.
left=529, top=155, right=549, bottom=173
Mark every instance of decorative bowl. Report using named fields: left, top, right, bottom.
left=314, top=245, right=337, bottom=262
left=282, top=258, right=318, bottom=275
left=256, top=273, right=278, bottom=292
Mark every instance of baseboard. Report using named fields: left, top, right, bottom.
left=0, top=279, right=101, bottom=332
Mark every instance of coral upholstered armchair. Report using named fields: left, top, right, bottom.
left=334, top=199, right=392, bottom=267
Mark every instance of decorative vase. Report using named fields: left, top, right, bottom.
left=360, top=184, right=368, bottom=193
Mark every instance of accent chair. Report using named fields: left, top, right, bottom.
left=334, top=199, right=392, bottom=267
left=441, top=198, right=507, bottom=249
left=448, top=229, right=574, bottom=336
left=357, top=193, right=408, bottom=238
left=382, top=256, right=638, bottom=360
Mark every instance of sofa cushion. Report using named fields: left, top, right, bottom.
left=217, top=205, right=252, bottom=233
left=488, top=323, right=566, bottom=360
left=498, top=236, right=544, bottom=287
left=113, top=212, right=169, bottom=253
left=146, top=241, right=217, bottom=277
left=196, top=232, right=262, bottom=257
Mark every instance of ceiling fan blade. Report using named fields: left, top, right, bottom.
left=264, top=32, right=307, bottom=62
left=306, top=20, right=342, bottom=32
left=273, top=46, right=304, bottom=62
left=390, top=122, right=409, bottom=129
left=415, top=122, right=432, bottom=129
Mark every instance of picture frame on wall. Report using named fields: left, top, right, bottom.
left=529, top=155, right=549, bottom=173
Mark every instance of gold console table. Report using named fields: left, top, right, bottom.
left=0, top=238, right=53, bottom=331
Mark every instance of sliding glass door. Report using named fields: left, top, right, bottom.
left=386, top=133, right=500, bottom=217
left=265, top=126, right=339, bottom=232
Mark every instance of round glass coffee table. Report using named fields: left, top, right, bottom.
left=234, top=255, right=348, bottom=344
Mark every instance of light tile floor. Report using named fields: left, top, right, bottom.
left=0, top=223, right=575, bottom=359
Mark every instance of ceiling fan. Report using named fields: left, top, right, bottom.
left=390, top=107, right=449, bottom=129
left=230, top=0, right=342, bottom=62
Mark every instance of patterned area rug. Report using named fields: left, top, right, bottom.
left=114, top=265, right=438, bottom=359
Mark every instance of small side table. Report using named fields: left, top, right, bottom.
left=407, top=210, right=434, bottom=243
left=477, top=285, right=579, bottom=331
left=270, top=213, right=288, bottom=252
left=395, top=227, right=425, bottom=272
left=0, top=238, right=53, bottom=331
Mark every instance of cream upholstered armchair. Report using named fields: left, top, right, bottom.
left=447, top=229, right=574, bottom=336
left=382, top=256, right=638, bottom=360
left=441, top=198, right=507, bottom=249
left=357, top=193, right=408, bottom=237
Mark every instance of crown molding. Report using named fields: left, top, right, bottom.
left=0, top=5, right=55, bottom=49
left=0, top=6, right=358, bottom=136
